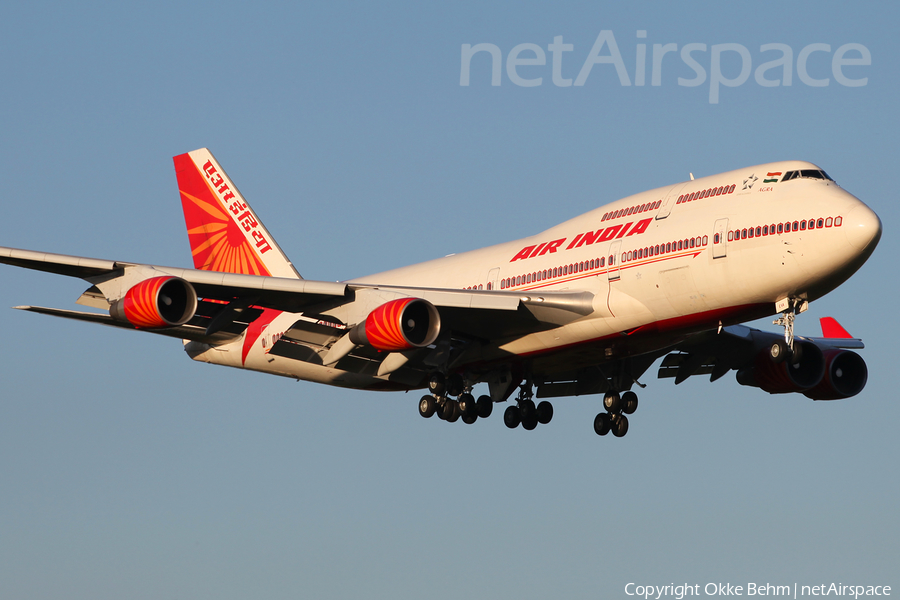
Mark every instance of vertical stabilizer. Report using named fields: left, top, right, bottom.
left=174, top=148, right=301, bottom=279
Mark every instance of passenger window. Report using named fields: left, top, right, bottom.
left=702, top=235, right=708, bottom=245
left=741, top=229, right=747, bottom=239
left=777, top=223, right=783, bottom=233
left=763, top=225, right=768, bottom=235
left=792, top=221, right=799, bottom=231
left=817, top=218, right=824, bottom=228
left=800, top=221, right=806, bottom=230
left=835, top=217, right=842, bottom=227
left=809, top=219, right=816, bottom=229
left=825, top=217, right=832, bottom=227
left=755, top=227, right=762, bottom=237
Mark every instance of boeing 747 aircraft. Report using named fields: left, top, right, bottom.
left=0, top=149, right=882, bottom=436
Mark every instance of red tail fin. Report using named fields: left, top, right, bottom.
left=174, top=149, right=300, bottom=279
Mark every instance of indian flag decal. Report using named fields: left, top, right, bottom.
left=763, top=171, right=783, bottom=183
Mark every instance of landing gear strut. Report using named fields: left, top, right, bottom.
left=773, top=297, right=808, bottom=359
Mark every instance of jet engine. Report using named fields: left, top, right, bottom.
left=803, top=349, right=868, bottom=400
left=109, top=276, right=198, bottom=329
left=736, top=340, right=825, bottom=394
left=349, top=297, right=440, bottom=351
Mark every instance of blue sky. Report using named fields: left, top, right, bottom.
left=0, top=2, right=897, bottom=599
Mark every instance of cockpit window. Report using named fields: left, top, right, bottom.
left=781, top=169, right=834, bottom=182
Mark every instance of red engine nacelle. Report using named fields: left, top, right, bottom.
left=736, top=340, right=825, bottom=394
left=349, top=297, right=440, bottom=352
left=109, top=276, right=198, bottom=329
left=803, top=349, right=868, bottom=400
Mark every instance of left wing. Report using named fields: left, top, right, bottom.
left=0, top=246, right=594, bottom=347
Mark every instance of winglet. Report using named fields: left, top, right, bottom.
left=820, top=317, right=853, bottom=339
left=174, top=149, right=301, bottom=279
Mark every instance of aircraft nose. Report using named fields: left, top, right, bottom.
left=843, top=203, right=882, bottom=253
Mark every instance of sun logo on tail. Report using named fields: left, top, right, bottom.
left=175, top=152, right=273, bottom=276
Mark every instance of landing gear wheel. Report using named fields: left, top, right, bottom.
left=593, top=412, right=611, bottom=436
left=442, top=400, right=460, bottom=422
left=503, top=405, right=521, bottom=429
left=418, top=395, right=436, bottom=418
left=458, top=393, right=476, bottom=417
left=612, top=414, right=629, bottom=437
left=428, top=373, right=446, bottom=396
left=621, top=391, right=638, bottom=415
left=446, top=373, right=464, bottom=397
left=476, top=395, right=493, bottom=419
left=518, top=399, right=536, bottom=421
left=536, top=401, right=553, bottom=424
left=603, top=391, right=622, bottom=413
left=522, top=414, right=538, bottom=430
left=770, top=341, right=788, bottom=363
left=461, top=413, right=477, bottom=425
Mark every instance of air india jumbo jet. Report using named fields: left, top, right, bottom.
left=0, top=149, right=882, bottom=437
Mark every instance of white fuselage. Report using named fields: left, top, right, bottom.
left=188, top=161, right=881, bottom=389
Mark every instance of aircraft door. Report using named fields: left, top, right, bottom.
left=712, top=218, right=728, bottom=259
left=608, top=240, right=622, bottom=281
left=486, top=267, right=500, bottom=290
left=655, top=183, right=688, bottom=220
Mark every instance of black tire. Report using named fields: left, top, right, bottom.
left=522, top=414, right=538, bottom=430
left=593, top=412, right=611, bottom=436
left=428, top=373, right=446, bottom=396
left=612, top=414, right=629, bottom=437
left=621, top=391, right=638, bottom=415
left=461, top=413, right=477, bottom=425
left=519, top=398, right=536, bottom=421
left=770, top=341, right=788, bottom=363
left=446, top=373, right=464, bottom=397
left=476, top=395, right=493, bottom=418
left=458, top=393, right=476, bottom=417
left=790, top=342, right=803, bottom=364
left=603, top=391, right=622, bottom=413
left=536, top=401, right=553, bottom=424
left=503, top=405, right=521, bottom=429
left=418, top=395, right=436, bottom=418
left=445, top=400, right=460, bottom=423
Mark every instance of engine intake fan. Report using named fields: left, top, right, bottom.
left=803, top=349, right=868, bottom=400
left=110, top=276, right=198, bottom=329
left=736, top=340, right=825, bottom=394
left=349, top=297, right=440, bottom=352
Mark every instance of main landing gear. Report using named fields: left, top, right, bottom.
left=593, top=390, right=638, bottom=437
left=418, top=373, right=493, bottom=425
left=502, top=381, right=553, bottom=431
